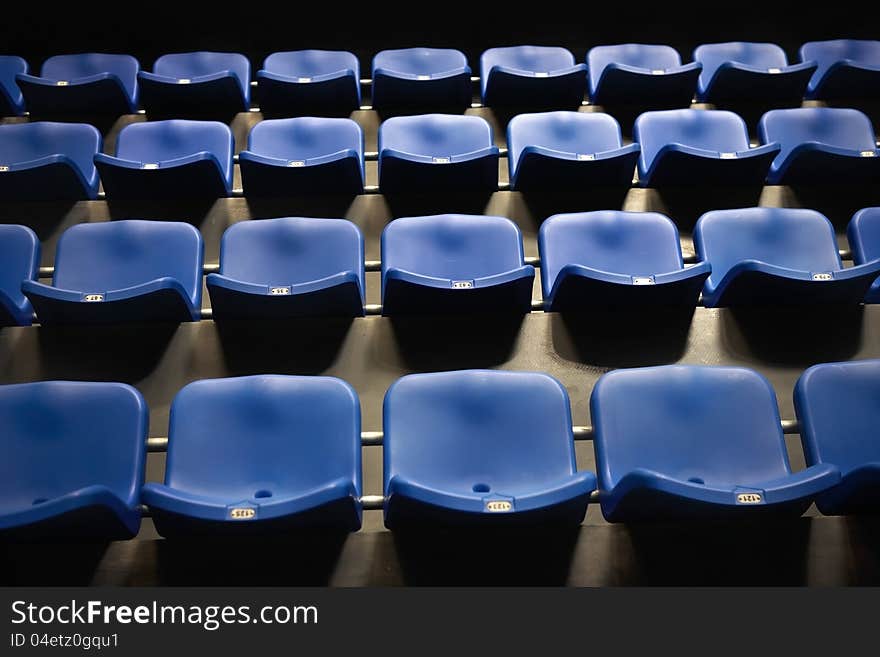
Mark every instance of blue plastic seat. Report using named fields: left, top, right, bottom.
left=587, top=44, right=701, bottom=107
left=800, top=39, right=880, bottom=100
left=378, top=114, right=498, bottom=192
left=0, top=56, right=28, bottom=116
left=0, top=381, right=147, bottom=539
left=591, top=365, right=840, bottom=522
left=142, top=375, right=362, bottom=536
left=539, top=211, right=710, bottom=311
left=481, top=46, right=587, bottom=108
left=139, top=52, right=250, bottom=116
left=207, top=217, right=365, bottom=320
left=0, top=225, right=40, bottom=326
left=22, top=220, right=203, bottom=324
left=95, top=120, right=233, bottom=198
left=372, top=48, right=471, bottom=111
left=848, top=207, right=880, bottom=303
left=759, top=108, right=880, bottom=185
left=507, top=111, right=639, bottom=190
left=383, top=369, right=595, bottom=528
left=634, top=109, right=779, bottom=186
left=381, top=214, right=534, bottom=315
left=694, top=42, right=816, bottom=104
left=256, top=50, right=360, bottom=116
left=795, top=359, right=880, bottom=515
left=16, top=53, right=139, bottom=116
left=0, top=122, right=101, bottom=200
left=694, top=207, right=880, bottom=307
left=239, top=117, right=364, bottom=196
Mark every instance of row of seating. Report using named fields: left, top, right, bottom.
left=1, top=362, right=877, bottom=538
left=2, top=208, right=879, bottom=326
left=2, top=41, right=878, bottom=118
left=2, top=107, right=879, bottom=200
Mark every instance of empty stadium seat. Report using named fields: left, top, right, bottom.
left=847, top=207, right=880, bottom=303
left=372, top=48, right=471, bottom=111
left=381, top=214, right=534, bottom=315
left=694, top=207, right=880, bottom=307
left=256, top=50, right=360, bottom=116
left=795, top=359, right=880, bottom=515
left=207, top=217, right=365, bottom=320
left=239, top=117, right=364, bottom=196
left=142, top=375, right=362, bottom=536
left=634, top=109, right=779, bottom=186
left=0, top=122, right=102, bottom=200
left=800, top=39, right=880, bottom=100
left=591, top=365, right=840, bottom=522
left=0, top=56, right=28, bottom=116
left=95, top=120, right=233, bottom=198
left=538, top=211, right=710, bottom=311
left=759, top=108, right=880, bottom=185
left=139, top=51, right=250, bottom=116
left=694, top=42, right=816, bottom=104
left=378, top=114, right=498, bottom=192
left=0, top=225, right=40, bottom=326
left=0, top=381, right=147, bottom=539
left=383, top=369, right=595, bottom=527
left=481, top=46, right=587, bottom=108
left=16, top=53, right=139, bottom=116
left=587, top=44, right=701, bottom=107
left=506, top=111, right=640, bottom=190
left=22, top=220, right=203, bottom=324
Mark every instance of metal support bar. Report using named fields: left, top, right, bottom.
left=360, top=495, right=385, bottom=510
left=781, top=419, right=801, bottom=434
left=365, top=260, right=381, bottom=272
left=361, top=431, right=384, bottom=446
left=572, top=425, right=594, bottom=440
left=364, top=303, right=383, bottom=315
left=530, top=299, right=546, bottom=312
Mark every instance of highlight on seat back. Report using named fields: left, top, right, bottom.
left=239, top=117, right=364, bottom=196
left=142, top=375, right=362, bottom=536
left=371, top=48, right=471, bottom=111
left=480, top=46, right=587, bottom=109
left=0, top=56, right=28, bottom=116
left=694, top=207, right=880, bottom=307
left=383, top=369, right=595, bottom=528
left=538, top=211, right=710, bottom=311
left=378, top=114, right=498, bottom=192
left=138, top=51, right=250, bottom=116
left=381, top=214, right=534, bottom=315
left=633, top=109, right=779, bottom=186
left=0, top=224, right=40, bottom=326
left=506, top=111, right=639, bottom=190
left=22, top=220, right=204, bottom=324
left=591, top=365, right=840, bottom=522
left=694, top=42, right=816, bottom=104
left=257, top=50, right=360, bottom=116
left=795, top=359, right=880, bottom=515
left=847, top=207, right=880, bottom=303
left=0, top=122, right=102, bottom=200
left=759, top=108, right=880, bottom=185
left=95, top=120, right=233, bottom=199
left=0, top=380, right=147, bottom=539
left=587, top=44, right=701, bottom=107
left=16, top=53, right=139, bottom=116
left=207, top=217, right=365, bottom=320
left=800, top=39, right=880, bottom=100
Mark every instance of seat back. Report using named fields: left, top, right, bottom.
left=219, top=217, right=364, bottom=291
left=0, top=224, right=39, bottom=310
left=166, top=375, right=361, bottom=499
left=153, top=51, right=250, bottom=85
left=507, top=111, right=624, bottom=164
left=795, top=360, right=880, bottom=475
left=114, top=120, right=233, bottom=179
left=588, top=44, right=683, bottom=87
left=635, top=109, right=751, bottom=170
left=373, top=48, right=467, bottom=75
left=482, top=46, right=576, bottom=74
left=0, top=55, right=27, bottom=108
left=41, top=53, right=139, bottom=99
left=694, top=42, right=789, bottom=89
left=262, top=50, right=359, bottom=78
left=0, top=381, right=146, bottom=514
left=848, top=207, right=880, bottom=265
left=695, top=207, right=843, bottom=289
left=759, top=107, right=877, bottom=164
left=384, top=370, right=577, bottom=493
left=592, top=365, right=791, bottom=489
left=0, top=121, right=100, bottom=175
left=382, top=214, right=525, bottom=279
left=800, top=39, right=880, bottom=76
left=53, top=220, right=203, bottom=298
left=247, top=117, right=363, bottom=162
left=379, top=114, right=493, bottom=157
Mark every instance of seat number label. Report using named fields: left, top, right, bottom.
left=736, top=493, right=763, bottom=504
left=0, top=166, right=8, bottom=172
left=297, top=77, right=312, bottom=83
left=270, top=286, right=291, bottom=295
left=452, top=280, right=474, bottom=289
left=56, top=80, right=69, bottom=86
left=812, top=272, right=833, bottom=281
left=861, top=151, right=876, bottom=157
left=632, top=276, right=655, bottom=285
left=229, top=508, right=256, bottom=520
left=288, top=160, right=305, bottom=167
left=432, top=157, right=451, bottom=163
left=768, top=68, right=782, bottom=74
left=83, top=294, right=104, bottom=302
left=720, top=152, right=737, bottom=159
left=142, top=163, right=159, bottom=170
left=485, top=501, right=512, bottom=512
left=577, top=154, right=595, bottom=161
